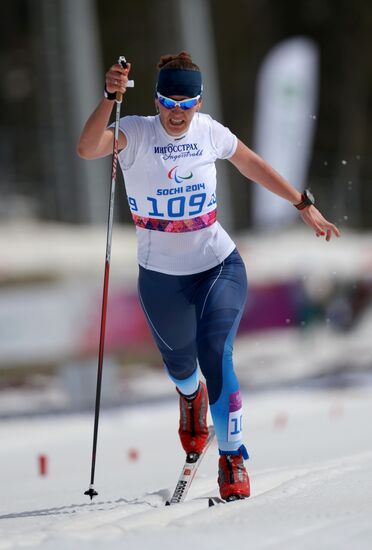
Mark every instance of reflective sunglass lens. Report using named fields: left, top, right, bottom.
left=157, top=94, right=199, bottom=110
left=180, top=98, right=198, bottom=110
left=159, top=97, right=175, bottom=109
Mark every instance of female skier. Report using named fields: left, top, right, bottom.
left=78, top=52, right=340, bottom=501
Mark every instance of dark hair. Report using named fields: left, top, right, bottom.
left=157, top=51, right=200, bottom=72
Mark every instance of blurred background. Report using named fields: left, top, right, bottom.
left=1, top=0, right=371, bottom=416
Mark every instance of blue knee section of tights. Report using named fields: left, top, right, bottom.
left=166, top=367, right=199, bottom=396
left=209, top=305, right=246, bottom=453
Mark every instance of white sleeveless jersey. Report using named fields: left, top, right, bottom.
left=117, top=112, right=237, bottom=275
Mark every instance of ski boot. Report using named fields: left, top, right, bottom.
left=178, top=381, right=209, bottom=455
left=218, top=449, right=250, bottom=501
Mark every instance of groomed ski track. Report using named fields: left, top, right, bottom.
left=1, top=385, right=371, bottom=549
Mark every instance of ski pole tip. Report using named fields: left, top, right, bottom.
left=84, top=487, right=98, bottom=500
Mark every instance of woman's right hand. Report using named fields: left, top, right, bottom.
left=77, top=62, right=130, bottom=159
left=105, top=62, right=132, bottom=96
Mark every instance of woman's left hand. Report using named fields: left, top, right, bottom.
left=299, top=205, right=341, bottom=241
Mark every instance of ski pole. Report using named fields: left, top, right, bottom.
left=84, top=56, right=134, bottom=500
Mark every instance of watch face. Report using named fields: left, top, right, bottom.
left=304, top=189, right=315, bottom=205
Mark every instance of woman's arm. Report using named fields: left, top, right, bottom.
left=229, top=139, right=340, bottom=241
left=76, top=62, right=131, bottom=159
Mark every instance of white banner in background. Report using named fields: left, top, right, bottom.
left=252, top=36, right=319, bottom=228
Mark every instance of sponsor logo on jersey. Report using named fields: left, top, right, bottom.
left=168, top=166, right=193, bottom=184
left=154, top=142, right=203, bottom=161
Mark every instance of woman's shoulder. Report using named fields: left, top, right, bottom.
left=195, top=112, right=232, bottom=130
left=194, top=113, right=231, bottom=134
left=194, top=112, right=214, bottom=126
left=118, top=115, right=158, bottom=141
left=120, top=114, right=157, bottom=127
left=194, top=113, right=237, bottom=158
left=194, top=113, right=234, bottom=139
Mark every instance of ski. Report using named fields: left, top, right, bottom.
left=194, top=495, right=245, bottom=507
left=166, top=426, right=215, bottom=505
left=207, top=494, right=246, bottom=506
left=208, top=496, right=225, bottom=506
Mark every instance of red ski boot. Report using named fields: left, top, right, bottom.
left=218, top=450, right=250, bottom=501
left=178, top=381, right=209, bottom=455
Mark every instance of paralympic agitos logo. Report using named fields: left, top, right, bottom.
left=167, top=166, right=193, bottom=184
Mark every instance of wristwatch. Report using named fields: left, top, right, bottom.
left=294, top=189, right=315, bottom=210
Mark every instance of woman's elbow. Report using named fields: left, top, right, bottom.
left=76, top=142, right=94, bottom=160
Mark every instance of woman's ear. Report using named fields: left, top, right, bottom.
left=196, top=99, right=202, bottom=111
left=154, top=99, right=160, bottom=114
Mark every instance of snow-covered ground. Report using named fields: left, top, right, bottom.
left=1, top=383, right=371, bottom=549
left=1, top=223, right=371, bottom=548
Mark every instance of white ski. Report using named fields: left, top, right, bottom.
left=166, top=426, right=215, bottom=505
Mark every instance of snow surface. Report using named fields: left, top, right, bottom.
left=1, top=384, right=371, bottom=549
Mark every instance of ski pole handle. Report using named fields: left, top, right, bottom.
left=116, top=55, right=134, bottom=103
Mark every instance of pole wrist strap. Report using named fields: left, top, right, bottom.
left=104, top=84, right=116, bottom=100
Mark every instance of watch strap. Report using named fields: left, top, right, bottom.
left=294, top=194, right=308, bottom=210
left=294, top=190, right=314, bottom=210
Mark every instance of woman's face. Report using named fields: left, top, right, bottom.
left=155, top=95, right=202, bottom=136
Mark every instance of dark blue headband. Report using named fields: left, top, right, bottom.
left=156, top=68, right=203, bottom=98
